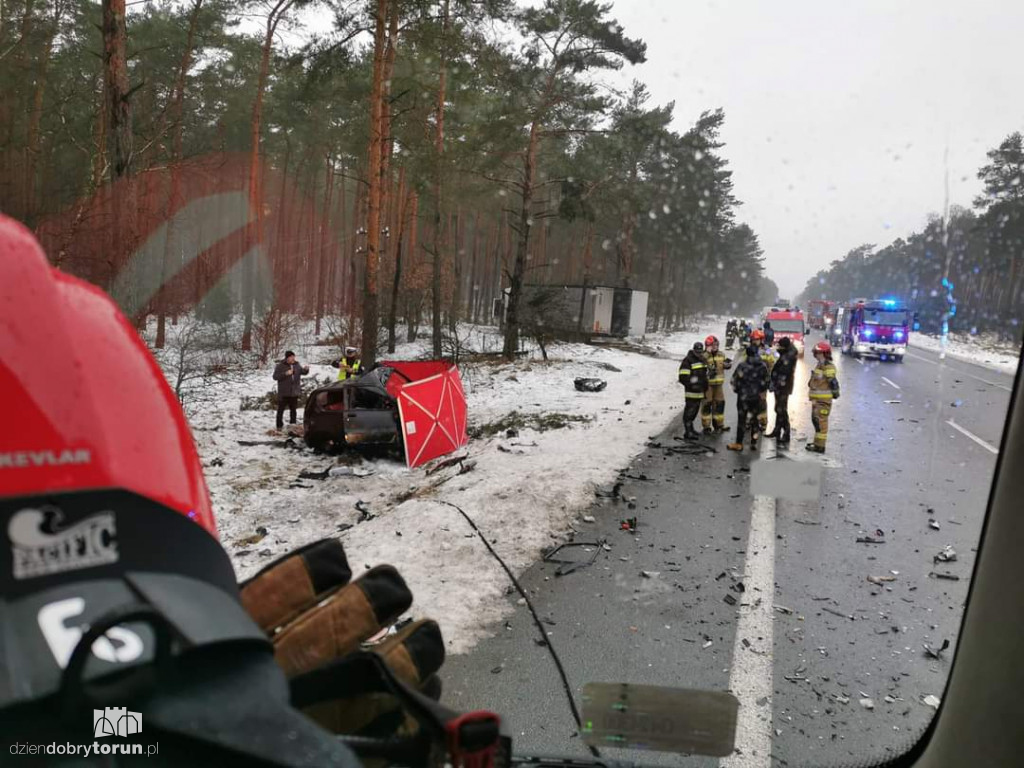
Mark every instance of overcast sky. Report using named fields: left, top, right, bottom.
left=601, top=0, right=1024, bottom=298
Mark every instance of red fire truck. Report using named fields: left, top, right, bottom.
left=765, top=308, right=807, bottom=356
left=807, top=300, right=836, bottom=330
left=837, top=299, right=909, bottom=362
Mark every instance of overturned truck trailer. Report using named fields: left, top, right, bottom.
left=521, top=284, right=649, bottom=338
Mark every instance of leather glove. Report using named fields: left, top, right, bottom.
left=239, top=539, right=445, bottom=738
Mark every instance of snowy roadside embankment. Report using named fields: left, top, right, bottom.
left=162, top=321, right=714, bottom=654
left=910, top=331, right=1021, bottom=375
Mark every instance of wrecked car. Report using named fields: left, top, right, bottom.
left=303, top=360, right=469, bottom=468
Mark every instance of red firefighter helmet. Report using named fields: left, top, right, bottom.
left=814, top=340, right=833, bottom=358
left=751, top=329, right=765, bottom=342
left=705, top=335, right=718, bottom=347
left=0, top=214, right=269, bottom=718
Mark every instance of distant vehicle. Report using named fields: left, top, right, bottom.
left=807, top=299, right=837, bottom=330
left=765, top=308, right=807, bottom=355
left=837, top=299, right=909, bottom=361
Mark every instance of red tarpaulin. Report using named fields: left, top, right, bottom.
left=393, top=365, right=469, bottom=469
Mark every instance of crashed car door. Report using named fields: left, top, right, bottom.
left=343, top=386, right=399, bottom=444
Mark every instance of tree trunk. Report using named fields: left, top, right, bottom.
left=315, top=155, right=335, bottom=336
left=101, top=0, right=135, bottom=292
left=156, top=0, right=203, bottom=348
left=244, top=0, right=293, bottom=351
left=405, top=194, right=420, bottom=342
left=503, top=121, right=540, bottom=358
left=361, top=0, right=391, bottom=367
left=24, top=0, right=62, bottom=226
left=428, top=0, right=451, bottom=358
left=387, top=171, right=409, bottom=353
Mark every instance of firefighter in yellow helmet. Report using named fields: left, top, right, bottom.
left=751, top=329, right=777, bottom=431
left=701, top=335, right=732, bottom=434
left=806, top=340, right=840, bottom=453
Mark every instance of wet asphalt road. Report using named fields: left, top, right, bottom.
left=443, top=337, right=1015, bottom=768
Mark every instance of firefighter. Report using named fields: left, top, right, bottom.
left=752, top=329, right=777, bottom=431
left=806, top=340, right=840, bottom=453
left=767, top=336, right=798, bottom=444
left=701, top=335, right=732, bottom=434
left=727, top=344, right=769, bottom=451
left=738, top=321, right=752, bottom=349
left=678, top=341, right=709, bottom=440
left=331, top=345, right=362, bottom=381
left=725, top=319, right=737, bottom=350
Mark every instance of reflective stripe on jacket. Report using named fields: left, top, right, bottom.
left=808, top=361, right=839, bottom=400
left=337, top=358, right=362, bottom=381
left=679, top=351, right=709, bottom=397
left=705, top=351, right=731, bottom=385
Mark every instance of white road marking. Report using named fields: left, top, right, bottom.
left=906, top=353, right=1012, bottom=392
left=856, top=357, right=864, bottom=365
left=881, top=376, right=901, bottom=390
left=946, top=419, right=999, bottom=455
left=722, top=494, right=776, bottom=768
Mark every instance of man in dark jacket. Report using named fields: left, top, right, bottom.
left=273, top=351, right=310, bottom=430
left=763, top=320, right=775, bottom=347
left=727, top=345, right=769, bottom=451
left=767, top=336, right=798, bottom=444
left=678, top=342, right=709, bottom=440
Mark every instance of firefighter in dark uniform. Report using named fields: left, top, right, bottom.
left=807, top=340, right=840, bottom=453
left=752, top=329, right=777, bottom=432
left=727, top=344, right=769, bottom=452
left=767, top=336, right=798, bottom=444
left=678, top=342, right=709, bottom=440
left=701, top=335, right=732, bottom=434
left=725, top=319, right=737, bottom=350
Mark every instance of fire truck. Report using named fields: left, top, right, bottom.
left=807, top=300, right=836, bottom=330
left=765, top=308, right=807, bottom=356
left=837, top=298, right=909, bottom=362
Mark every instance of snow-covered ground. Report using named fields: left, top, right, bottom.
left=910, top=331, right=1022, bottom=375
left=146, top=318, right=715, bottom=654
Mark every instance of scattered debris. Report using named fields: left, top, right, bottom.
left=234, top=526, right=269, bottom=547
left=822, top=607, right=855, bottom=620
left=299, top=465, right=375, bottom=481
left=921, top=695, right=941, bottom=710
left=884, top=399, right=902, bottom=404
left=928, top=519, right=941, bottom=531
left=856, top=535, right=885, bottom=544
left=867, top=575, right=896, bottom=585
left=835, top=695, right=850, bottom=705
left=775, top=605, right=794, bottom=615
left=594, top=362, right=622, bottom=373
left=355, top=500, right=375, bottom=523
left=923, top=639, right=950, bottom=660
left=859, top=698, right=875, bottom=710
left=620, top=517, right=637, bottom=531
left=950, top=399, right=963, bottom=408
left=723, top=593, right=738, bottom=606
left=929, top=571, right=961, bottom=581
left=210, top=457, right=224, bottom=467
left=582, top=515, right=596, bottom=523
left=794, top=519, right=821, bottom=526
left=543, top=540, right=606, bottom=576
left=574, top=377, right=607, bottom=392
left=934, top=545, right=957, bottom=563
left=505, top=428, right=519, bottom=439
left=640, top=570, right=660, bottom=579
